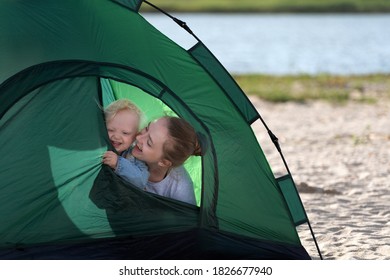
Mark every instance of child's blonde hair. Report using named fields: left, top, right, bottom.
left=104, top=99, right=143, bottom=124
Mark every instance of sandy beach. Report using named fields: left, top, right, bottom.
left=250, top=97, right=390, bottom=260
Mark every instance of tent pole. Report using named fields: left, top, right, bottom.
left=143, top=0, right=202, bottom=42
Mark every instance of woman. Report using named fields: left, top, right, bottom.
left=131, top=116, right=201, bottom=205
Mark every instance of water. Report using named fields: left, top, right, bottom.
left=143, top=13, right=390, bottom=75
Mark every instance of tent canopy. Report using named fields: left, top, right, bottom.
left=0, top=0, right=312, bottom=259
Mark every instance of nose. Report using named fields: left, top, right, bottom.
left=135, top=131, right=147, bottom=146
left=136, top=130, right=146, bottom=141
left=109, top=131, right=119, bottom=140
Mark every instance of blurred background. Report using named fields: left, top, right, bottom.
left=141, top=0, right=390, bottom=103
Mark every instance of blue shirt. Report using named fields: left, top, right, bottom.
left=115, top=150, right=149, bottom=188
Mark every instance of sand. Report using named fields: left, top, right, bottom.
left=249, top=97, right=390, bottom=260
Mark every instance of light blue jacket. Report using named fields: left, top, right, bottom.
left=115, top=149, right=149, bottom=188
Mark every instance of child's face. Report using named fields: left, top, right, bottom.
left=106, top=110, right=139, bottom=154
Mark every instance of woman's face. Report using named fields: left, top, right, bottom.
left=106, top=110, right=139, bottom=154
left=132, top=118, right=169, bottom=165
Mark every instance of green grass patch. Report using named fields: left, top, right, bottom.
left=141, top=0, right=390, bottom=13
left=233, top=74, right=390, bottom=103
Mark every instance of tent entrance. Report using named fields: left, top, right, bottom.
left=100, top=78, right=203, bottom=206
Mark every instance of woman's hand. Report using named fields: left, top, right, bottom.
left=102, top=151, right=118, bottom=169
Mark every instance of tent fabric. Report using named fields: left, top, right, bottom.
left=0, top=0, right=311, bottom=259
left=0, top=229, right=309, bottom=260
left=277, top=175, right=308, bottom=226
left=189, top=42, right=259, bottom=124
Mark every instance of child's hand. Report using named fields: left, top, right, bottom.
left=102, top=151, right=118, bottom=169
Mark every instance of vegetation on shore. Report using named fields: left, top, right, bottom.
left=141, top=0, right=390, bottom=13
left=233, top=74, right=390, bottom=103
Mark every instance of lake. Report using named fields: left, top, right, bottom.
left=143, top=13, right=390, bottom=75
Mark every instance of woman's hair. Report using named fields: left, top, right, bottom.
left=162, top=116, right=201, bottom=167
left=104, top=99, right=142, bottom=122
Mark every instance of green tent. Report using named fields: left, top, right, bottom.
left=0, top=0, right=319, bottom=259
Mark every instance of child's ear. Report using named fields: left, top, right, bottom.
left=158, top=159, right=172, bottom=168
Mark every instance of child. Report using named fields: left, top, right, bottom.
left=102, top=99, right=149, bottom=188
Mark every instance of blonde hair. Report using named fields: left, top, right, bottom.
left=162, top=116, right=201, bottom=167
left=104, top=99, right=143, bottom=123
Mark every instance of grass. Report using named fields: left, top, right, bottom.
left=141, top=0, right=390, bottom=13
left=233, top=74, right=390, bottom=103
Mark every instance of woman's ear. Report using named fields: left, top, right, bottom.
left=158, top=159, right=172, bottom=168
